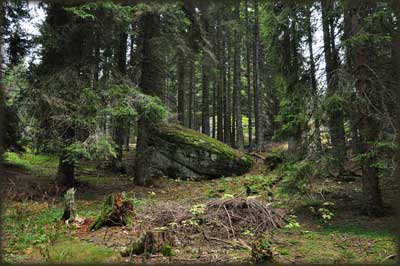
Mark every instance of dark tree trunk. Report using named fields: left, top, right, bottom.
left=321, top=0, right=346, bottom=172
left=234, top=0, right=244, bottom=150
left=177, top=53, right=185, bottom=126
left=56, top=153, right=75, bottom=187
left=112, top=32, right=128, bottom=173
left=350, top=1, right=383, bottom=215
left=0, top=2, right=4, bottom=159
left=245, top=0, right=253, bottom=151
left=56, top=127, right=75, bottom=187
left=202, top=49, right=210, bottom=135
left=188, top=56, right=195, bottom=129
left=306, top=8, right=322, bottom=154
left=224, top=36, right=231, bottom=145
left=135, top=12, right=163, bottom=186
left=212, top=82, right=216, bottom=139
left=253, top=0, right=262, bottom=151
left=216, top=14, right=224, bottom=142
left=391, top=0, right=400, bottom=216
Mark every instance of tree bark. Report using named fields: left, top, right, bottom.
left=216, top=13, right=224, bottom=142
left=245, top=0, right=253, bottom=151
left=234, top=1, right=244, bottom=150
left=224, top=35, right=231, bottom=145
left=391, top=0, right=400, bottom=218
left=350, top=1, right=383, bottom=215
left=177, top=52, right=185, bottom=126
left=135, top=12, right=163, bottom=186
left=202, top=49, right=210, bottom=135
left=321, top=0, right=346, bottom=173
left=188, top=56, right=195, bottom=129
left=253, top=0, right=262, bottom=151
left=306, top=8, right=322, bottom=154
left=112, top=32, right=128, bottom=173
left=0, top=2, right=5, bottom=159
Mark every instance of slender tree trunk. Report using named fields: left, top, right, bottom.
left=217, top=15, right=224, bottom=142
left=391, top=0, right=400, bottom=216
left=350, top=1, right=383, bottom=215
left=112, top=32, right=128, bottom=173
left=224, top=36, right=231, bottom=145
left=212, top=82, right=216, bottom=138
left=306, top=8, right=322, bottom=154
left=56, top=127, right=75, bottom=187
left=135, top=12, right=163, bottom=186
left=245, top=0, right=253, bottom=151
left=202, top=49, right=210, bottom=135
left=188, top=56, right=195, bottom=129
left=321, top=0, right=346, bottom=173
left=253, top=0, right=262, bottom=151
left=234, top=1, right=244, bottom=150
left=0, top=2, right=5, bottom=159
left=177, top=52, right=185, bottom=125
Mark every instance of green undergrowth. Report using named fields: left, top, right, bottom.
left=44, top=238, right=120, bottom=262
left=4, top=151, right=58, bottom=176
left=273, top=225, right=396, bottom=264
left=3, top=201, right=66, bottom=259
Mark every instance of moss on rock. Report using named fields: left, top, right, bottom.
left=142, top=123, right=253, bottom=181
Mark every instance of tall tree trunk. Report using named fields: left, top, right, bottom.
left=177, top=52, right=185, bottom=125
left=350, top=1, right=383, bottom=215
left=253, top=0, right=262, bottom=151
left=56, top=127, right=75, bottom=187
left=202, top=49, right=210, bottom=135
left=217, top=14, right=224, bottom=142
left=212, top=82, right=216, bottom=138
left=135, top=12, right=163, bottom=186
left=306, top=8, right=322, bottom=154
left=245, top=0, right=253, bottom=151
left=188, top=56, right=195, bottom=129
left=112, top=32, right=128, bottom=173
left=234, top=0, right=244, bottom=150
left=391, top=0, right=400, bottom=216
left=321, top=0, right=346, bottom=173
left=0, top=2, right=5, bottom=159
left=224, top=36, right=231, bottom=145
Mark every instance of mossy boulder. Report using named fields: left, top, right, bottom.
left=142, top=124, right=253, bottom=180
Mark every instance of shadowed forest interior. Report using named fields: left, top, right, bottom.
left=0, top=0, right=399, bottom=263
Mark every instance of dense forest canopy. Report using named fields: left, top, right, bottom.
left=0, top=0, right=399, bottom=262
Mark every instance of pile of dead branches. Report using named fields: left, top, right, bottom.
left=204, top=197, right=285, bottom=238
left=142, top=197, right=285, bottom=242
left=144, top=201, right=192, bottom=227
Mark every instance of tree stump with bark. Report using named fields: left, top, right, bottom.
left=89, top=192, right=135, bottom=231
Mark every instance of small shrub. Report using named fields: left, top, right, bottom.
left=278, top=160, right=316, bottom=195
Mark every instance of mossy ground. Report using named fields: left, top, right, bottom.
left=1, top=148, right=397, bottom=264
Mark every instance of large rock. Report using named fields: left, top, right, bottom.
left=143, top=124, right=253, bottom=180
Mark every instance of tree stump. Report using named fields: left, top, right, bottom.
left=89, top=192, right=135, bottom=231
left=120, top=229, right=176, bottom=257
left=61, top=188, right=77, bottom=224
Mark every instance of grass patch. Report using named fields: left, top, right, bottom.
left=4, top=151, right=58, bottom=176
left=44, top=238, right=120, bottom=262
left=3, top=201, right=66, bottom=258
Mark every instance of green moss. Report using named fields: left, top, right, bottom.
left=161, top=244, right=175, bottom=256
left=159, top=124, right=252, bottom=166
left=46, top=238, right=119, bottom=262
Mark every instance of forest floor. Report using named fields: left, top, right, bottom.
left=0, top=144, right=397, bottom=264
